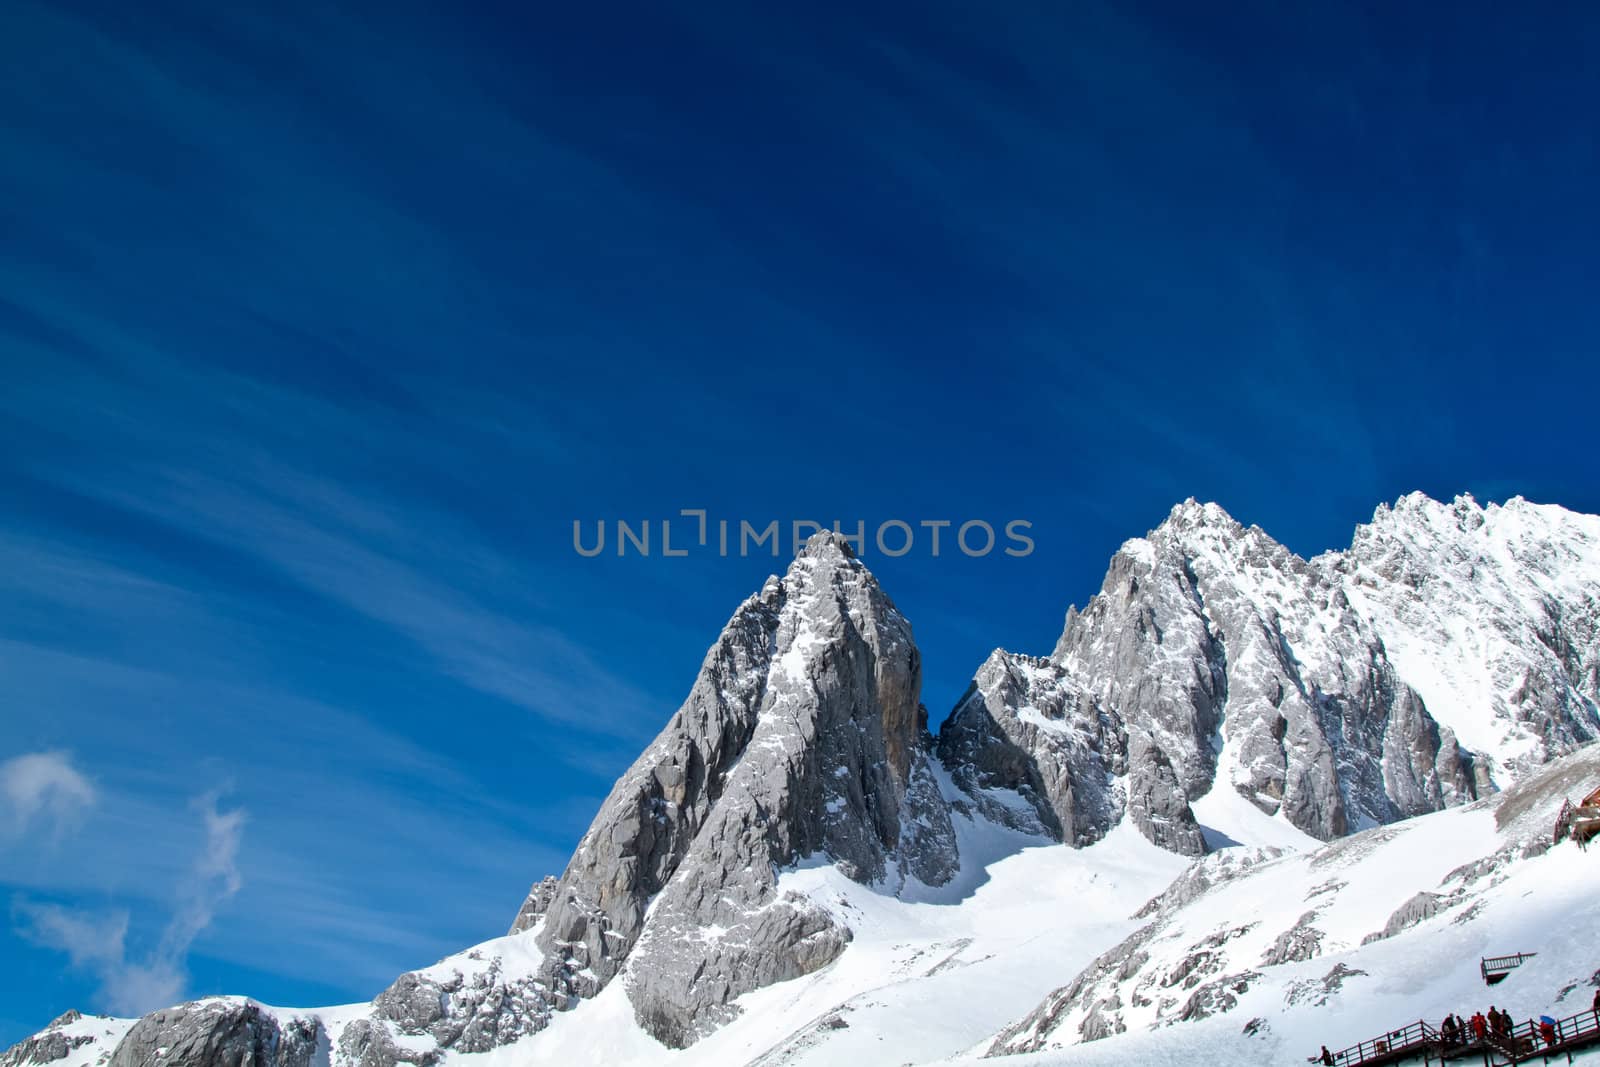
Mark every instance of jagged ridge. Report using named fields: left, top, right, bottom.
left=8, top=494, right=1598, bottom=1067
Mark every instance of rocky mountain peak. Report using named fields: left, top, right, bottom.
left=1144, top=499, right=1304, bottom=580
left=793, top=528, right=859, bottom=560
left=502, top=534, right=958, bottom=1046
left=1162, top=497, right=1243, bottom=533
left=955, top=494, right=1534, bottom=856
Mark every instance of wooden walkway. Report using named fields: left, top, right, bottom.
left=1483, top=1008, right=1600, bottom=1065
left=1324, top=1019, right=1438, bottom=1066
left=1324, top=1007, right=1600, bottom=1067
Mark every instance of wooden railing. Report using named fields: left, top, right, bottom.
left=1325, top=1006, right=1600, bottom=1066
left=1327, top=1019, right=1436, bottom=1064
left=1481, top=953, right=1537, bottom=983
left=1487, top=1008, right=1600, bottom=1064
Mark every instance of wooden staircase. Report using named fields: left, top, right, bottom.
left=1323, top=1008, right=1600, bottom=1067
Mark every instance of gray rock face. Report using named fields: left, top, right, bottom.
left=108, top=1002, right=320, bottom=1067
left=936, top=649, right=1208, bottom=854
left=1088, top=501, right=1479, bottom=838
left=336, top=1020, right=436, bottom=1067
left=897, top=728, right=962, bottom=885
left=1260, top=910, right=1323, bottom=966
left=0, top=1014, right=95, bottom=1067
left=1362, top=891, right=1448, bottom=945
left=617, top=535, right=957, bottom=1044
left=1175, top=971, right=1259, bottom=1023
left=942, top=498, right=1507, bottom=855
left=526, top=532, right=958, bottom=1046
left=370, top=961, right=552, bottom=1054
left=0, top=1030, right=84, bottom=1067
left=506, top=875, right=557, bottom=936
left=937, top=654, right=1123, bottom=845
left=530, top=581, right=782, bottom=998
left=1284, top=962, right=1368, bottom=1008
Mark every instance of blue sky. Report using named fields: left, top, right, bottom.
left=3, top=0, right=1599, bottom=1045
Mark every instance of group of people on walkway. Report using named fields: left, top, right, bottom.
left=1437, top=992, right=1600, bottom=1051
left=1439, top=1005, right=1515, bottom=1045
left=1313, top=987, right=1600, bottom=1063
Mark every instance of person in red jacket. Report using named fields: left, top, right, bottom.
left=1471, top=1012, right=1488, bottom=1041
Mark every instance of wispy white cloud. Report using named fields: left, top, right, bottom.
left=12, top=900, right=180, bottom=1017
left=0, top=752, right=96, bottom=839
left=159, top=794, right=245, bottom=965
left=14, top=792, right=246, bottom=1017
left=10, top=900, right=126, bottom=970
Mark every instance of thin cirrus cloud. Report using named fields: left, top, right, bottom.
left=0, top=0, right=666, bottom=749
left=72, top=457, right=653, bottom=741
left=0, top=339, right=655, bottom=744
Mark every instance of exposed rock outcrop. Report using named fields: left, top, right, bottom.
left=940, top=498, right=1521, bottom=857
left=0, top=1014, right=96, bottom=1067
left=1362, top=891, right=1449, bottom=945
left=108, top=1002, right=320, bottom=1067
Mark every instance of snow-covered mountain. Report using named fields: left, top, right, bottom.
left=940, top=492, right=1600, bottom=858
left=7, top=493, right=1599, bottom=1067
left=514, top=535, right=958, bottom=1046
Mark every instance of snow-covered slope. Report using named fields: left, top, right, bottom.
left=7, top=493, right=1599, bottom=1067
left=981, top=741, right=1600, bottom=1064
left=490, top=815, right=1192, bottom=1067
left=22, top=744, right=1600, bottom=1067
